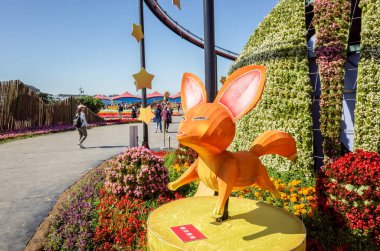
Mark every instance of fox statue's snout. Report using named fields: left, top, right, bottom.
left=177, top=103, right=235, bottom=156
left=170, top=65, right=297, bottom=220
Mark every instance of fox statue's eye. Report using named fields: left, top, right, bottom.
left=193, top=116, right=208, bottom=121
left=182, top=116, right=186, bottom=121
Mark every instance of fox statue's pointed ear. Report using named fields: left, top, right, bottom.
left=215, top=65, right=266, bottom=123
left=181, top=73, right=207, bottom=113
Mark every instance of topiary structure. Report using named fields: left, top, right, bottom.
left=229, top=0, right=313, bottom=176
left=354, top=0, right=380, bottom=153
left=313, top=0, right=351, bottom=160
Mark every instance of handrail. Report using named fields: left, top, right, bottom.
left=143, top=0, right=238, bottom=61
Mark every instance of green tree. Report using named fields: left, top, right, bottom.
left=75, top=96, right=103, bottom=113
left=38, top=92, right=55, bottom=104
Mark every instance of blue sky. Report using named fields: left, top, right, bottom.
left=0, top=0, right=278, bottom=96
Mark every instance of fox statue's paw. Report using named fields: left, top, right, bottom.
left=211, top=206, right=224, bottom=218
left=167, top=182, right=177, bottom=191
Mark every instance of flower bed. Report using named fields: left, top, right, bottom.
left=42, top=146, right=380, bottom=250
left=317, top=149, right=380, bottom=247
left=104, top=147, right=169, bottom=199
left=93, top=188, right=182, bottom=250
left=45, top=168, right=105, bottom=250
left=44, top=147, right=182, bottom=251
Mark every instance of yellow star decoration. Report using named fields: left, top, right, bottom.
left=172, top=0, right=181, bottom=10
left=131, top=23, right=144, bottom=42
left=220, top=76, right=227, bottom=85
left=138, top=106, right=155, bottom=125
left=133, top=67, right=154, bottom=90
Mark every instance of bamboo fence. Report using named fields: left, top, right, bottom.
left=0, top=80, right=104, bottom=131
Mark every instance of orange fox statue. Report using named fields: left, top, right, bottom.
left=168, top=65, right=297, bottom=219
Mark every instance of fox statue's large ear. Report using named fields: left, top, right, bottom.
left=181, top=73, right=207, bottom=113
left=215, top=65, right=265, bottom=123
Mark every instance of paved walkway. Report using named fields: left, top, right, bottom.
left=0, top=117, right=180, bottom=251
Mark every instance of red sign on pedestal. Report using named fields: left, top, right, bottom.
left=170, top=224, right=207, bottom=242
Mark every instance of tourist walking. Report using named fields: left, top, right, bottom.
left=162, top=104, right=173, bottom=132
left=131, top=105, right=138, bottom=119
left=74, top=104, right=88, bottom=148
left=154, top=104, right=162, bottom=133
left=118, top=103, right=123, bottom=120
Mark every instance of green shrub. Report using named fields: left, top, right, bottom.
left=75, top=96, right=104, bottom=114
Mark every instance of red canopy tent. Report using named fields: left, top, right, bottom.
left=147, top=91, right=163, bottom=98
left=147, top=91, right=164, bottom=104
left=94, top=94, right=111, bottom=100
left=113, top=92, right=142, bottom=104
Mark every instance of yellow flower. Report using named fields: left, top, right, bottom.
left=290, top=197, right=297, bottom=202
left=301, top=209, right=307, bottom=214
left=291, top=180, right=299, bottom=186
left=291, top=193, right=298, bottom=198
left=254, top=192, right=260, bottom=197
left=299, top=204, right=305, bottom=209
left=306, top=196, right=314, bottom=201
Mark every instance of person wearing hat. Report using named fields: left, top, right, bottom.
left=75, top=104, right=88, bottom=148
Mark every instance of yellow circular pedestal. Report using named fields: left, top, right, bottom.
left=147, top=197, right=306, bottom=251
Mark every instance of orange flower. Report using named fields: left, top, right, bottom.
left=290, top=197, right=297, bottom=202
left=306, top=196, right=314, bottom=201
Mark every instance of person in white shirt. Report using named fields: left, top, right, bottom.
left=76, top=104, right=88, bottom=148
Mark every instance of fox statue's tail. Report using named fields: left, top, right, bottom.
left=250, top=130, right=297, bottom=161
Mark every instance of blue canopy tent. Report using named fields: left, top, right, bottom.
left=147, top=91, right=164, bottom=104
left=113, top=92, right=141, bottom=104
left=169, top=92, right=181, bottom=103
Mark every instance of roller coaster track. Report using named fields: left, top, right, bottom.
left=144, top=0, right=238, bottom=61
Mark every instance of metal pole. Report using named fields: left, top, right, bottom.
left=203, top=0, right=217, bottom=102
left=204, top=0, right=228, bottom=222
left=139, top=0, right=149, bottom=148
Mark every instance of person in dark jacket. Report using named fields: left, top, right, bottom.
left=118, top=103, right=123, bottom=120
left=162, top=103, right=173, bottom=132
left=131, top=105, right=137, bottom=119
left=154, top=104, right=162, bottom=133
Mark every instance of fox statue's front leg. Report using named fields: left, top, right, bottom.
left=212, top=159, right=238, bottom=219
left=168, top=159, right=199, bottom=191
